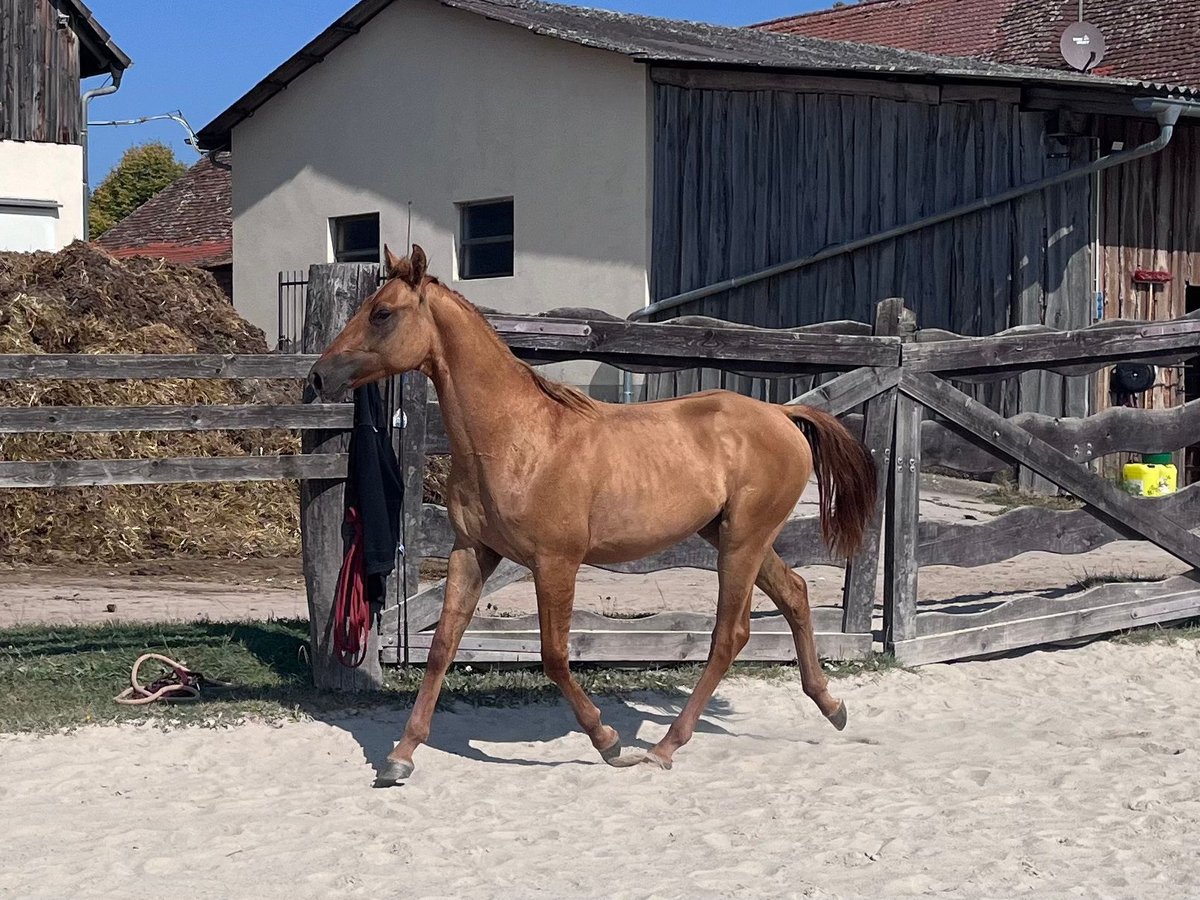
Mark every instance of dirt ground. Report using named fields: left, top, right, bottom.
left=0, top=476, right=1183, bottom=629
left=3, top=638, right=1199, bottom=899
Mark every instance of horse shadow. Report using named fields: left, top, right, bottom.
left=321, top=690, right=747, bottom=777
left=171, top=621, right=756, bottom=778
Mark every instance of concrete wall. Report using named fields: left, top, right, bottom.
left=231, top=0, right=651, bottom=392
left=0, top=140, right=84, bottom=250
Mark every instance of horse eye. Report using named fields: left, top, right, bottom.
left=371, top=308, right=392, bottom=324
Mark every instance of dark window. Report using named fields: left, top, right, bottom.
left=459, top=199, right=513, bottom=279
left=331, top=213, right=380, bottom=263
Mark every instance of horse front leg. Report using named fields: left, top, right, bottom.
left=533, top=559, right=624, bottom=765
left=377, top=543, right=499, bottom=786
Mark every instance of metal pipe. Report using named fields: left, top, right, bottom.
left=631, top=97, right=1188, bottom=322
left=81, top=70, right=124, bottom=241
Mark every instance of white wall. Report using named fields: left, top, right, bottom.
left=0, top=140, right=84, bottom=250
left=231, top=0, right=651, bottom=391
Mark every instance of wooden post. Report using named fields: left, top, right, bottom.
left=841, top=299, right=903, bottom=635
left=398, top=372, right=429, bottom=664
left=300, top=262, right=383, bottom=691
left=883, top=305, right=920, bottom=654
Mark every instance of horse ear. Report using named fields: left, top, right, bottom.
left=409, top=244, right=428, bottom=286
left=383, top=244, right=405, bottom=279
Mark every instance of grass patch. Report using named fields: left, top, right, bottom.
left=0, top=619, right=897, bottom=733
left=1069, top=570, right=1172, bottom=592
left=1109, top=620, right=1200, bottom=646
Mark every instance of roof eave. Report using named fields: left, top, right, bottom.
left=63, top=0, right=132, bottom=78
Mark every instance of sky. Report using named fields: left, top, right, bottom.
left=82, top=0, right=825, bottom=188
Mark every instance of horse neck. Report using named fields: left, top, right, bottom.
left=424, top=289, right=553, bottom=459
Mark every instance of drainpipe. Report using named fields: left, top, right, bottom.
left=81, top=70, right=124, bottom=241
left=631, top=97, right=1189, bottom=322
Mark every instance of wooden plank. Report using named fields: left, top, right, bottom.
left=0, top=453, right=346, bottom=488
left=400, top=629, right=872, bottom=664
left=917, top=484, right=1200, bottom=567
left=893, top=576, right=1200, bottom=666
left=901, top=371, right=1200, bottom=571
left=843, top=299, right=903, bottom=634
left=649, top=66, right=941, bottom=105
left=0, top=403, right=351, bottom=434
left=299, top=262, right=382, bottom=692
left=0, top=353, right=317, bottom=380
left=884, top=395, right=921, bottom=649
left=416, top=504, right=840, bottom=571
left=382, top=557, right=533, bottom=639
left=904, top=316, right=1200, bottom=376
left=784, top=366, right=900, bottom=414
left=399, top=372, right=429, bottom=619
left=492, top=316, right=900, bottom=373
left=460, top=607, right=847, bottom=634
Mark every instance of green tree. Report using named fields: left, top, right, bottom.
left=88, top=141, right=187, bottom=238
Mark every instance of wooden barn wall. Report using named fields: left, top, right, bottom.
left=1098, top=121, right=1200, bottom=415
left=0, top=0, right=83, bottom=143
left=648, top=81, right=1094, bottom=420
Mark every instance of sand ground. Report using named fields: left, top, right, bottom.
left=2, top=638, right=1199, bottom=899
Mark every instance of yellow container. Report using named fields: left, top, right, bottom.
left=1123, top=462, right=1178, bottom=497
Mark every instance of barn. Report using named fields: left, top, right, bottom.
left=197, top=0, right=1197, bottom=418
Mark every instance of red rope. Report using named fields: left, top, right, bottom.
left=333, top=507, right=371, bottom=668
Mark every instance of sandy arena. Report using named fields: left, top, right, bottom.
left=2, top=638, right=1199, bottom=898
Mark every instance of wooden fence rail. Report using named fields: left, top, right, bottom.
left=5, top=273, right=1200, bottom=681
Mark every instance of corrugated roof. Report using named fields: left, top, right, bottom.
left=197, top=0, right=1182, bottom=151
left=62, top=0, right=132, bottom=77
left=94, top=153, right=231, bottom=269
left=761, top=0, right=1200, bottom=94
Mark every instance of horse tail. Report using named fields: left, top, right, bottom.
left=783, top=405, right=877, bottom=559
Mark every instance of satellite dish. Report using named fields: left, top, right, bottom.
left=1060, top=22, right=1107, bottom=72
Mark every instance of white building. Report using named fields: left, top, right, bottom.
left=198, top=0, right=1175, bottom=396
left=0, top=0, right=130, bottom=252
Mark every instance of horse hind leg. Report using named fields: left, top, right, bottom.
left=699, top=524, right=846, bottom=730
left=755, top=549, right=846, bottom=729
left=644, top=519, right=766, bottom=769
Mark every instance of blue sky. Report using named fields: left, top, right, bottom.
left=83, top=0, right=824, bottom=187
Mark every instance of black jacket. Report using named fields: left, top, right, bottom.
left=344, top=383, right=404, bottom=610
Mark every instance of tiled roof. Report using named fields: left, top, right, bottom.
left=761, top=0, right=1200, bottom=90
left=198, top=0, right=1180, bottom=151
left=95, top=153, right=231, bottom=269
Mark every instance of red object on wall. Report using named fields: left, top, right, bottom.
left=1132, top=269, right=1173, bottom=284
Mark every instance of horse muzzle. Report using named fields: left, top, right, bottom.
left=306, top=353, right=363, bottom=403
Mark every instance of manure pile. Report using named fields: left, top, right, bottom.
left=0, top=243, right=300, bottom=564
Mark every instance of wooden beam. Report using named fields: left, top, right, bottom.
left=892, top=575, right=1200, bottom=666
left=0, top=353, right=316, bottom=380
left=380, top=558, right=532, bottom=640
left=0, top=454, right=346, bottom=488
left=489, top=315, right=900, bottom=373
left=884, top=395, right=921, bottom=649
left=649, top=66, right=941, bottom=105
left=900, top=371, right=1200, bottom=571
left=784, top=365, right=900, bottom=414
left=398, top=628, right=871, bottom=664
left=904, top=317, right=1200, bottom=376
left=843, top=299, right=904, bottom=634
left=0, top=403, right=351, bottom=434
left=299, top=263, right=382, bottom=691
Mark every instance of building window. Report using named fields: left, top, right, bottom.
left=458, top=199, right=513, bottom=279
left=331, top=213, right=380, bottom=263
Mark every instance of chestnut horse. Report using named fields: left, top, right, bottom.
left=308, top=245, right=877, bottom=785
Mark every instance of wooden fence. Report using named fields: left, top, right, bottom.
left=3, top=263, right=1199, bottom=683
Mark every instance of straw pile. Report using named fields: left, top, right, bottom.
left=0, top=242, right=301, bottom=564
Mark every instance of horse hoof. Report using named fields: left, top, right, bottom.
left=827, top=701, right=848, bottom=731
left=599, top=736, right=624, bottom=765
left=375, top=758, right=414, bottom=787
left=642, top=752, right=672, bottom=770
left=605, top=750, right=649, bottom=768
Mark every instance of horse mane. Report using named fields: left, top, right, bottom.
left=426, top=278, right=601, bottom=419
